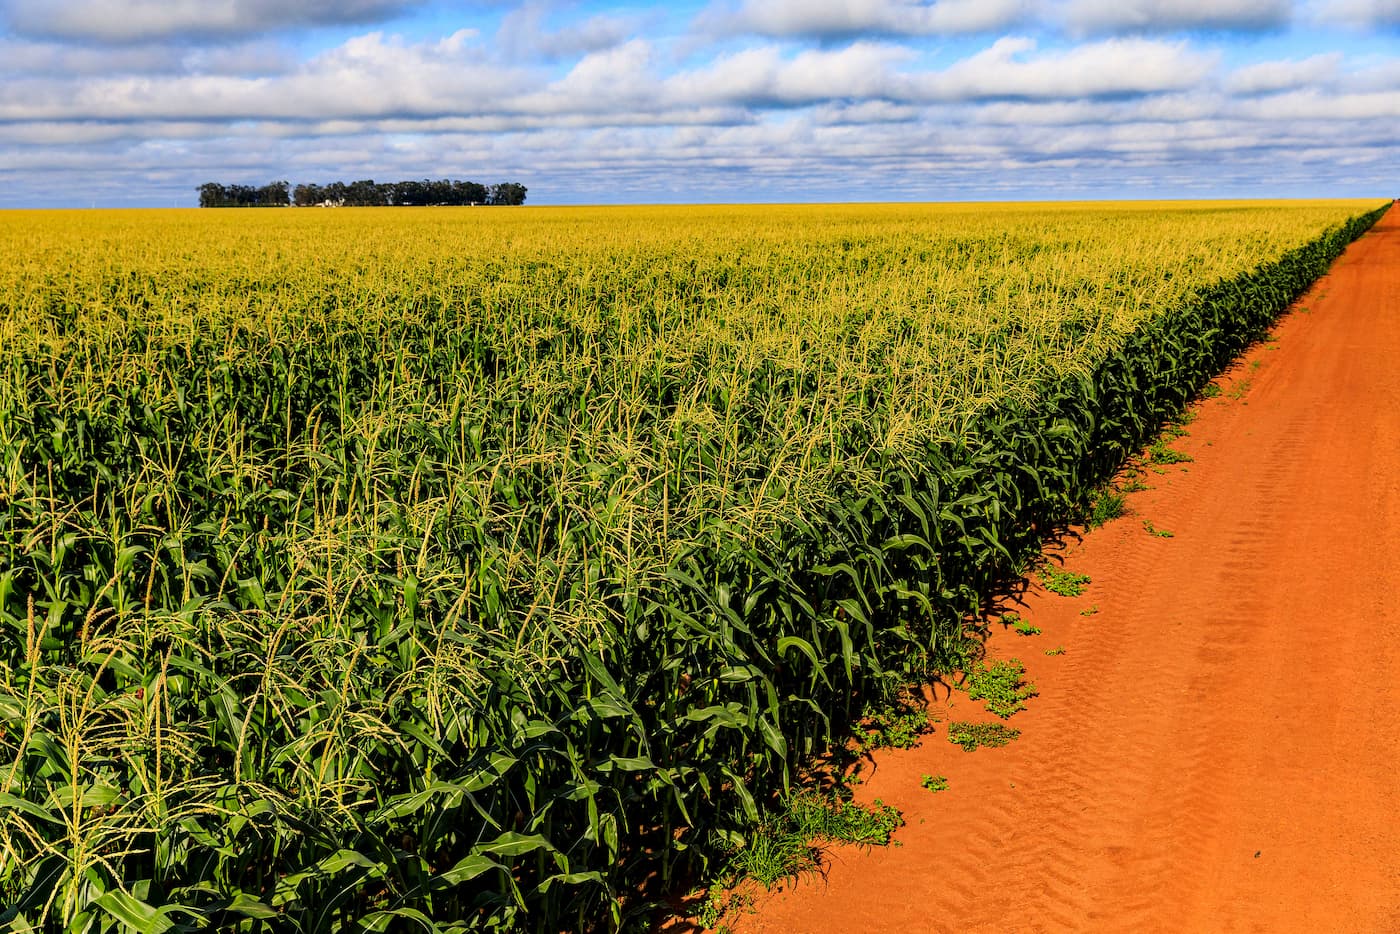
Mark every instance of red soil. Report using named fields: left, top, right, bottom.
left=711, top=210, right=1400, bottom=933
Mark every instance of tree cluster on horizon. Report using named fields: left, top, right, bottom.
left=198, top=179, right=527, bottom=208
left=197, top=181, right=290, bottom=208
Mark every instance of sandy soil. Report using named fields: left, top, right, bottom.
left=707, top=209, right=1400, bottom=933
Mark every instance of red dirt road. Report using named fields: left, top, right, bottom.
left=727, top=210, right=1400, bottom=933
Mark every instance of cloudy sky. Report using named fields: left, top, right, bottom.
left=1, top=0, right=1396, bottom=206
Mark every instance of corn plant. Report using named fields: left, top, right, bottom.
left=0, top=200, right=1387, bottom=930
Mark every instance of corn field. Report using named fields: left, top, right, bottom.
left=0, top=201, right=1387, bottom=930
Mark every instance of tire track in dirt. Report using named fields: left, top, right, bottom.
left=718, top=210, right=1400, bottom=933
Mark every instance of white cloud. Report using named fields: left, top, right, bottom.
left=812, top=100, right=919, bottom=124
left=181, top=41, right=299, bottom=76
left=700, top=0, right=1028, bottom=37
left=1226, top=54, right=1342, bottom=93
left=0, top=36, right=295, bottom=82
left=1346, top=57, right=1400, bottom=91
left=1307, top=0, right=1400, bottom=27
left=515, top=39, right=660, bottom=113
left=2, top=0, right=421, bottom=42
left=1060, top=0, right=1293, bottom=33
left=921, top=37, right=1218, bottom=100
left=0, top=30, right=525, bottom=122
left=665, top=42, right=917, bottom=107
left=496, top=3, right=639, bottom=60
left=1237, top=88, right=1400, bottom=119
left=971, top=92, right=1228, bottom=128
left=0, top=38, right=182, bottom=76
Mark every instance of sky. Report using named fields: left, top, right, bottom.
left=0, top=0, right=1396, bottom=207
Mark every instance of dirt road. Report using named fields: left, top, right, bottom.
left=728, top=210, right=1400, bottom=933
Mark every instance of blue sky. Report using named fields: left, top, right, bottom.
left=0, top=0, right=1395, bottom=207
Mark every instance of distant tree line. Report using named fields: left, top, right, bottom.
left=294, top=179, right=527, bottom=207
left=198, top=181, right=291, bottom=208
left=198, top=179, right=527, bottom=208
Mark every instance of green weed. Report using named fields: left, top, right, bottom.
left=964, top=658, right=1038, bottom=719
left=920, top=774, right=949, bottom=793
left=1142, top=520, right=1175, bottom=538
left=1085, top=485, right=1127, bottom=528
left=1148, top=440, right=1193, bottom=464
left=948, top=722, right=1021, bottom=751
left=789, top=793, right=905, bottom=847
left=725, top=791, right=904, bottom=888
left=999, top=611, right=1041, bottom=636
left=1040, top=565, right=1091, bottom=597
left=696, top=883, right=751, bottom=931
left=725, top=823, right=814, bottom=888
left=855, top=697, right=934, bottom=754
left=1121, top=472, right=1151, bottom=493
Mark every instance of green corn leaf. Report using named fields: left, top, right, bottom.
left=475, top=832, right=557, bottom=858
left=93, top=891, right=175, bottom=934
left=0, top=793, right=63, bottom=825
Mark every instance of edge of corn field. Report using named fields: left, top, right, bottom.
left=637, top=200, right=1392, bottom=929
